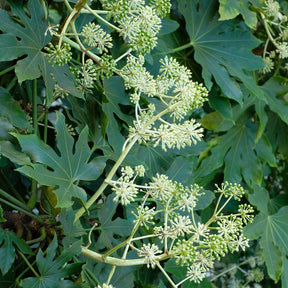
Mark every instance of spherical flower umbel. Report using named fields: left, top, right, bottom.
left=45, top=43, right=72, bottom=66
left=82, top=22, right=113, bottom=53
left=112, top=181, right=138, bottom=205
left=138, top=243, right=162, bottom=268
left=169, top=215, right=193, bottom=237
left=151, top=120, right=204, bottom=151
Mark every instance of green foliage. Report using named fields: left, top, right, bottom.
left=0, top=228, right=32, bottom=275
left=177, top=0, right=264, bottom=103
left=20, top=235, right=80, bottom=288
left=15, top=112, right=106, bottom=208
left=0, top=0, right=288, bottom=287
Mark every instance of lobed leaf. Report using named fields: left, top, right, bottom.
left=177, top=0, right=264, bottom=103
left=15, top=112, right=107, bottom=208
left=244, top=206, right=288, bottom=282
left=0, top=228, right=32, bottom=275
left=218, top=0, right=258, bottom=29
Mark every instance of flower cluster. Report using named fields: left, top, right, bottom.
left=97, top=284, right=114, bottom=288
left=82, top=22, right=113, bottom=53
left=101, top=0, right=170, bottom=54
left=45, top=43, right=72, bottom=66
left=107, top=161, right=254, bottom=284
left=121, top=55, right=207, bottom=151
left=138, top=243, right=162, bottom=268
left=260, top=1, right=288, bottom=73
left=109, top=165, right=145, bottom=205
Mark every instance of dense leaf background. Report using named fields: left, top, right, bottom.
left=0, top=0, right=287, bottom=287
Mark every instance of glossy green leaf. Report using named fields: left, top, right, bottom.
left=244, top=206, right=288, bottom=282
left=281, top=257, right=288, bottom=288
left=0, top=1, right=82, bottom=105
left=177, top=0, right=264, bottom=102
left=15, top=112, right=107, bottom=208
left=0, top=141, right=31, bottom=166
left=0, top=228, right=33, bottom=275
left=248, top=185, right=269, bottom=214
left=58, top=209, right=86, bottom=248
left=83, top=259, right=136, bottom=288
left=95, top=194, right=133, bottom=249
left=196, top=117, right=263, bottom=186
left=21, top=235, right=80, bottom=288
left=218, top=0, right=258, bottom=29
left=0, top=87, right=31, bottom=130
left=0, top=0, right=50, bottom=83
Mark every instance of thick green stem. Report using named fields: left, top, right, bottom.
left=0, top=188, right=28, bottom=211
left=0, top=171, right=25, bottom=203
left=0, top=197, right=43, bottom=223
left=75, top=135, right=140, bottom=220
left=158, top=42, right=193, bottom=55
left=18, top=251, right=40, bottom=278
left=43, top=106, right=48, bottom=144
left=0, top=64, right=16, bottom=76
left=81, top=246, right=169, bottom=266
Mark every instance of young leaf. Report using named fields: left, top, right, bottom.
left=15, top=112, right=107, bottom=208
left=0, top=228, right=33, bottom=275
left=177, top=0, right=264, bottom=102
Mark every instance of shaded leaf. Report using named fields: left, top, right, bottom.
left=102, top=77, right=132, bottom=152
left=95, top=194, right=133, bottom=249
left=196, top=117, right=263, bottom=186
left=0, top=87, right=31, bottom=130
left=178, top=0, right=264, bottom=102
left=21, top=235, right=80, bottom=288
left=15, top=112, right=107, bottom=208
left=58, top=209, right=86, bottom=248
left=261, top=77, right=288, bottom=125
left=0, top=228, right=32, bottom=275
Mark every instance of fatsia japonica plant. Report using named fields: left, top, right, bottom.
left=1, top=0, right=288, bottom=287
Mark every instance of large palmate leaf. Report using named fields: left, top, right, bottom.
left=195, top=114, right=276, bottom=186
left=15, top=112, right=107, bottom=208
left=218, top=0, right=258, bottom=29
left=0, top=0, right=82, bottom=105
left=244, top=206, right=288, bottom=282
left=0, top=228, right=33, bottom=275
left=21, top=235, right=80, bottom=288
left=0, top=0, right=49, bottom=82
left=177, top=0, right=264, bottom=103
